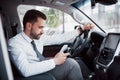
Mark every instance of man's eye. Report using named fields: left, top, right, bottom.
left=39, top=26, right=42, bottom=29
left=39, top=26, right=43, bottom=29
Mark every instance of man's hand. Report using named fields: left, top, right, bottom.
left=83, top=23, right=94, bottom=31
left=75, top=23, right=94, bottom=34
left=54, top=52, right=70, bottom=65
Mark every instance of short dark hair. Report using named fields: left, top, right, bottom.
left=23, top=9, right=46, bottom=29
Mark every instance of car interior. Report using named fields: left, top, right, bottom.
left=0, top=0, right=120, bottom=80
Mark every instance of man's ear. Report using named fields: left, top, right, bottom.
left=26, top=22, right=32, bottom=30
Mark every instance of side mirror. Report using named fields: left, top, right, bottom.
left=91, top=0, right=118, bottom=8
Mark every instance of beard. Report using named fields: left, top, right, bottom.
left=30, top=29, right=42, bottom=40
left=31, top=33, right=41, bottom=39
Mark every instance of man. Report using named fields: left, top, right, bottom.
left=8, top=9, right=93, bottom=80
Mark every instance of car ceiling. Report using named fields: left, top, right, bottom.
left=16, top=0, right=83, bottom=12
left=0, top=0, right=84, bottom=15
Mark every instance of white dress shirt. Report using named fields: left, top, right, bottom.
left=8, top=30, right=78, bottom=77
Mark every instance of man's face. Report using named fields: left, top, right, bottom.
left=30, top=17, right=45, bottom=39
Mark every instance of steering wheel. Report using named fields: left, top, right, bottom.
left=69, top=30, right=90, bottom=58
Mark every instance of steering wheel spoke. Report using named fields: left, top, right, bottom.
left=69, top=30, right=90, bottom=58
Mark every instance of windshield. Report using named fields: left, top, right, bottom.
left=74, top=0, right=120, bottom=33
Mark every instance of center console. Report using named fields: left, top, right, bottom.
left=95, top=33, right=120, bottom=80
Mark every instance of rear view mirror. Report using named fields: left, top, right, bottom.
left=91, top=0, right=118, bottom=8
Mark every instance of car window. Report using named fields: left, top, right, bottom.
left=17, top=5, right=79, bottom=35
left=77, top=0, right=120, bottom=33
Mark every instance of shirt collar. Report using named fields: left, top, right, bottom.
left=21, top=32, right=33, bottom=43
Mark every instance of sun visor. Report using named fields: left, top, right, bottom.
left=54, top=0, right=81, bottom=5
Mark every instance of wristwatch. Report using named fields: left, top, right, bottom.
left=79, top=26, right=84, bottom=33
left=75, top=25, right=84, bottom=33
